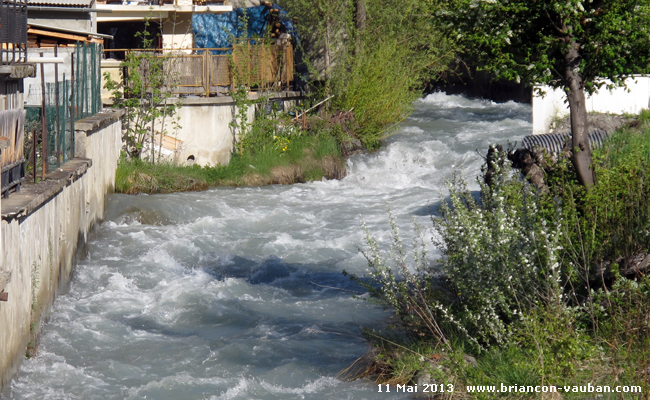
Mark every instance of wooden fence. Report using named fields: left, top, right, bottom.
left=0, top=108, right=26, bottom=197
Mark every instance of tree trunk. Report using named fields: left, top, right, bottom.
left=355, top=0, right=366, bottom=54
left=356, top=0, right=366, bottom=33
left=564, top=39, right=594, bottom=188
left=151, top=117, right=155, bottom=165
left=325, top=14, right=332, bottom=97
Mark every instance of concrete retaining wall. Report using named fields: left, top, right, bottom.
left=174, top=93, right=302, bottom=166
left=112, top=92, right=302, bottom=167
left=0, top=109, right=123, bottom=391
left=171, top=96, right=258, bottom=167
left=532, top=76, right=650, bottom=134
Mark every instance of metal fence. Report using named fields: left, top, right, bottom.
left=0, top=0, right=27, bottom=65
left=102, top=43, right=294, bottom=97
left=26, top=42, right=102, bottom=175
left=73, top=42, right=103, bottom=120
left=26, top=80, right=74, bottom=168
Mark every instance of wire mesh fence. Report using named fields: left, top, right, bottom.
left=26, top=80, right=74, bottom=168
left=73, top=42, right=102, bottom=121
left=25, top=42, right=103, bottom=175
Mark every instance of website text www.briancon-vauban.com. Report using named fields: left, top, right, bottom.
left=466, top=383, right=642, bottom=394
left=376, top=383, right=642, bottom=394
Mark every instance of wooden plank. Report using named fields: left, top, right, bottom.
left=0, top=292, right=7, bottom=302
left=0, top=271, right=11, bottom=292
left=39, top=40, right=60, bottom=47
left=27, top=28, right=89, bottom=43
left=16, top=108, right=24, bottom=160
left=0, top=108, right=26, bottom=168
left=154, top=132, right=182, bottom=151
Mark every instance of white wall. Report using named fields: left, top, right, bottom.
left=0, top=112, right=122, bottom=391
left=532, top=76, right=650, bottom=134
left=165, top=95, right=299, bottom=167
left=24, top=48, right=74, bottom=106
left=162, top=17, right=194, bottom=51
left=110, top=93, right=301, bottom=167
left=171, top=98, right=250, bottom=166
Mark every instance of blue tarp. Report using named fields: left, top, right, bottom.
left=192, top=5, right=299, bottom=54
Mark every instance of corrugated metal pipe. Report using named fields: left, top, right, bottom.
left=521, top=128, right=609, bottom=155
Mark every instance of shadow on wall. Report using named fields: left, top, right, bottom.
left=426, top=62, right=532, bottom=104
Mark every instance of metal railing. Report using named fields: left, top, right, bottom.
left=96, top=0, right=228, bottom=5
left=24, top=42, right=102, bottom=182
left=102, top=44, right=294, bottom=97
left=0, top=0, right=27, bottom=65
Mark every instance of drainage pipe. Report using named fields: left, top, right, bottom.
left=521, top=129, right=609, bottom=155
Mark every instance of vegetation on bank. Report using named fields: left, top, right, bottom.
left=115, top=116, right=346, bottom=194
left=344, top=112, right=650, bottom=398
left=280, top=0, right=456, bottom=149
left=111, top=1, right=458, bottom=192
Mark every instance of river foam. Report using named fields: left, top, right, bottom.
left=3, top=93, right=531, bottom=400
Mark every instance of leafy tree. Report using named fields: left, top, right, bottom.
left=279, top=0, right=456, bottom=148
left=104, top=17, right=182, bottom=162
left=278, top=0, right=353, bottom=94
left=442, top=0, right=650, bottom=187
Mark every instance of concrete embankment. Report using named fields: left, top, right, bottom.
left=0, top=109, right=123, bottom=391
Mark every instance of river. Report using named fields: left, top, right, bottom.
left=2, top=93, right=531, bottom=400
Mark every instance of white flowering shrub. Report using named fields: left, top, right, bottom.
left=434, top=154, right=565, bottom=346
left=347, top=212, right=451, bottom=348
left=352, top=150, right=566, bottom=350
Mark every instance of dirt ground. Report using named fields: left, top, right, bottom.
left=550, top=112, right=636, bottom=134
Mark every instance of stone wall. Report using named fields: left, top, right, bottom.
left=0, top=109, right=123, bottom=391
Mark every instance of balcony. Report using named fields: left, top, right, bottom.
left=96, top=0, right=227, bottom=4
left=102, top=43, right=294, bottom=99
left=95, top=0, right=231, bottom=20
left=0, top=0, right=27, bottom=65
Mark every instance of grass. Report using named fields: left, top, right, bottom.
left=115, top=133, right=345, bottom=194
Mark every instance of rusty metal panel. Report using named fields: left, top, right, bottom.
left=166, top=54, right=204, bottom=87
left=0, top=108, right=25, bottom=168
left=210, top=54, right=230, bottom=88
left=230, top=43, right=294, bottom=90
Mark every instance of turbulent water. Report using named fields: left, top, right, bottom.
left=2, top=93, right=531, bottom=400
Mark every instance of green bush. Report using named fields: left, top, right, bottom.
left=332, top=38, right=422, bottom=148
left=540, top=115, right=650, bottom=298
left=279, top=0, right=457, bottom=150
left=349, top=154, right=566, bottom=353
left=434, top=160, right=564, bottom=348
left=350, top=114, right=650, bottom=392
left=592, top=275, right=650, bottom=394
